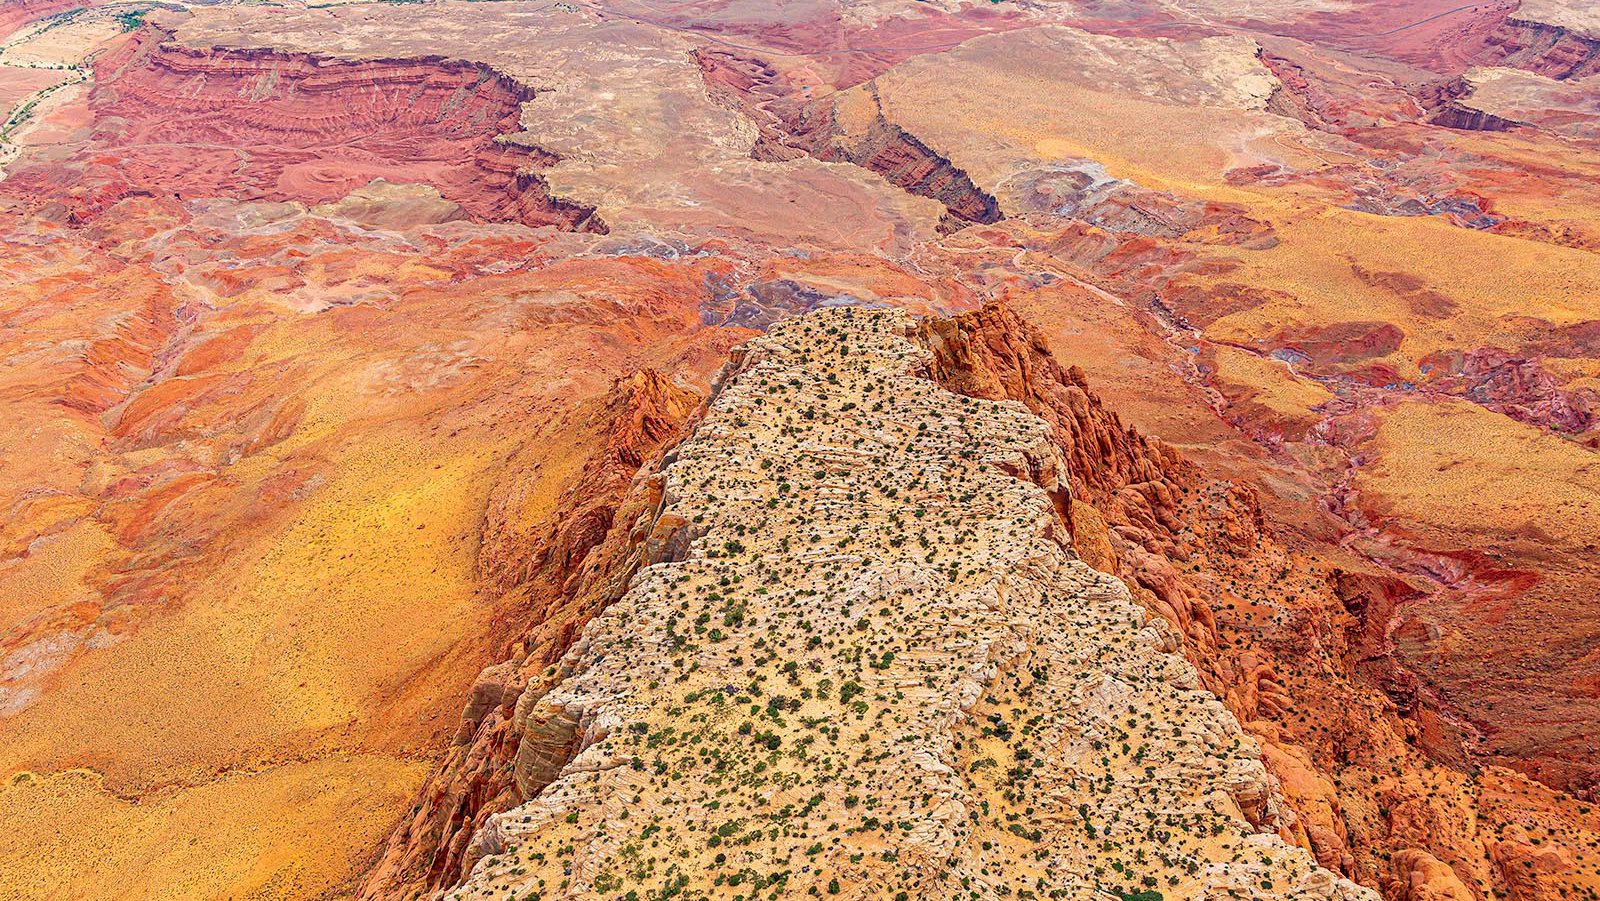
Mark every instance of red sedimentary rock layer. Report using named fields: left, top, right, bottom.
left=816, top=112, right=1002, bottom=230
left=1261, top=50, right=1344, bottom=132
left=1257, top=47, right=1428, bottom=132
left=1417, top=77, right=1525, bottom=132
left=911, top=303, right=1600, bottom=901
left=1418, top=346, right=1596, bottom=436
left=0, top=30, right=603, bottom=231
left=359, top=370, right=699, bottom=900
left=1430, top=103, right=1524, bottom=132
left=694, top=48, right=820, bottom=160
left=695, top=48, right=1000, bottom=229
left=1476, top=15, right=1600, bottom=80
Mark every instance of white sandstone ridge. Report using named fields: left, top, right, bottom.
left=450, top=308, right=1376, bottom=901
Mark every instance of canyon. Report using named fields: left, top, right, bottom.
left=0, top=1, right=1596, bottom=900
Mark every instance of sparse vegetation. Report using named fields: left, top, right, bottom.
left=447, top=309, right=1369, bottom=901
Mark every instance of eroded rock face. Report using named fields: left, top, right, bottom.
left=903, top=302, right=1600, bottom=901
left=447, top=307, right=1374, bottom=901
left=1387, top=849, right=1477, bottom=901
left=1476, top=17, right=1600, bottom=81
left=360, top=370, right=700, bottom=900
left=8, top=2, right=1600, bottom=899
left=696, top=47, right=1001, bottom=230
left=0, top=29, right=603, bottom=230
left=916, top=303, right=1250, bottom=686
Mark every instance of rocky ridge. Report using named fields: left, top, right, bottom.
left=5, top=2, right=1600, bottom=898
left=446, top=308, right=1374, bottom=901
left=361, top=370, right=702, bottom=899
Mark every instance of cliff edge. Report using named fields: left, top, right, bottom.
left=445, top=308, right=1375, bottom=901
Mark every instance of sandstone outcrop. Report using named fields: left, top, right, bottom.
left=916, top=303, right=1250, bottom=691
left=696, top=48, right=1001, bottom=230
left=361, top=370, right=700, bottom=900
left=905, top=303, right=1600, bottom=901
left=1386, top=850, right=1476, bottom=901
left=445, top=308, right=1375, bottom=901
left=1476, top=16, right=1600, bottom=81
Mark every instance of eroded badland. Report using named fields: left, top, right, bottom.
left=0, top=1, right=1596, bottom=900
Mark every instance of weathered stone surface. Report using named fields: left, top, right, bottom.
left=449, top=308, right=1374, bottom=901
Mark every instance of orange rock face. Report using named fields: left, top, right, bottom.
left=0, top=184, right=741, bottom=897
left=360, top=369, right=702, bottom=899
left=918, top=304, right=1245, bottom=671
left=912, top=303, right=1600, bottom=901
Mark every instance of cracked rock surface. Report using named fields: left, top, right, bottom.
left=451, top=308, right=1376, bottom=901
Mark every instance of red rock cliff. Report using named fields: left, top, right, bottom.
left=1, top=29, right=604, bottom=231
left=911, top=303, right=1599, bottom=901
left=359, top=370, right=696, bottom=900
